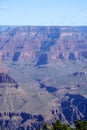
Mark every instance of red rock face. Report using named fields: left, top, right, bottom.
left=0, top=26, right=87, bottom=64
left=0, top=26, right=87, bottom=128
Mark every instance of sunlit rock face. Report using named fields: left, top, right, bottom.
left=0, top=26, right=87, bottom=129
left=0, top=26, right=87, bottom=63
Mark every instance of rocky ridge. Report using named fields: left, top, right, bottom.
left=0, top=26, right=87, bottom=129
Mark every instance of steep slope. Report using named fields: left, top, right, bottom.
left=0, top=73, right=28, bottom=112
left=61, top=94, right=87, bottom=124
left=0, top=26, right=87, bottom=129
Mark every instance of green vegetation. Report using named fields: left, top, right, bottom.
left=40, top=120, right=87, bottom=130
left=74, top=120, right=87, bottom=130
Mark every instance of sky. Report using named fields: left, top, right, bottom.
left=0, top=0, right=87, bottom=25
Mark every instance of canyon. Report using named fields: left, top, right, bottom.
left=0, top=26, right=87, bottom=129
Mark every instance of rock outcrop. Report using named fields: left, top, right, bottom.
left=0, top=26, right=87, bottom=129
